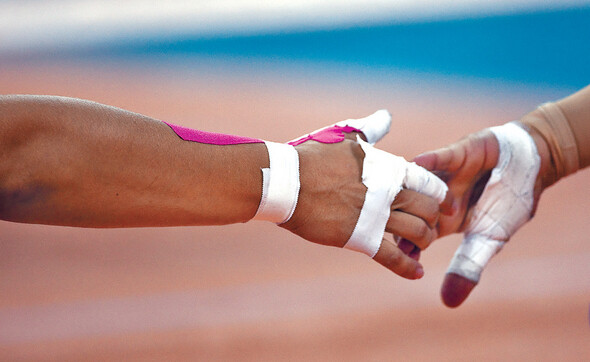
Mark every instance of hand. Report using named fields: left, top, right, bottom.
left=281, top=111, right=452, bottom=280
left=414, top=118, right=554, bottom=306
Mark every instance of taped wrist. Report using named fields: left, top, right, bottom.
left=521, top=102, right=579, bottom=181
left=253, top=141, right=300, bottom=224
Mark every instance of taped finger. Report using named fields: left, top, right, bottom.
left=288, top=110, right=391, bottom=146
left=446, top=234, right=504, bottom=282
left=404, top=162, right=448, bottom=204
left=336, top=109, right=392, bottom=145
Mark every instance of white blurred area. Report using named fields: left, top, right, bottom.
left=1, top=0, right=589, bottom=54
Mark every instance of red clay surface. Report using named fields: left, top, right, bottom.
left=1, top=61, right=589, bottom=361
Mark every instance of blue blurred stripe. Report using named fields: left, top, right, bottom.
left=76, top=7, right=590, bottom=87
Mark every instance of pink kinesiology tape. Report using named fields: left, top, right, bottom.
left=164, top=122, right=263, bottom=145
left=164, top=121, right=360, bottom=146
left=288, top=125, right=361, bottom=146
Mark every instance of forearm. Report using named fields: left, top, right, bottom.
left=0, top=95, right=267, bottom=227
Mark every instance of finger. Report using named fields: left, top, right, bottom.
left=414, top=142, right=466, bottom=173
left=386, top=211, right=437, bottom=250
left=398, top=238, right=421, bottom=261
left=441, top=235, right=494, bottom=308
left=373, top=238, right=424, bottom=279
left=439, top=188, right=456, bottom=216
left=337, top=109, right=391, bottom=145
left=441, top=273, right=477, bottom=308
left=412, top=151, right=439, bottom=171
left=289, top=110, right=390, bottom=146
left=391, top=189, right=440, bottom=228
left=394, top=177, right=454, bottom=218
left=403, top=162, right=448, bottom=204
left=447, top=234, right=504, bottom=281
left=343, top=130, right=367, bottom=142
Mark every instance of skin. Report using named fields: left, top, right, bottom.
left=414, top=85, right=590, bottom=307
left=0, top=95, right=448, bottom=280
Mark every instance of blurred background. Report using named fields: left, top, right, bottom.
left=1, top=1, right=590, bottom=360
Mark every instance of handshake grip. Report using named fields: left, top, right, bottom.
left=447, top=123, right=541, bottom=283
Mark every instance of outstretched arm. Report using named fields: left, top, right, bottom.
left=0, top=95, right=268, bottom=227
left=0, top=95, right=448, bottom=280
left=415, top=85, right=590, bottom=307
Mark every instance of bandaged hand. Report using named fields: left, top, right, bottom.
left=165, top=108, right=450, bottom=279
left=414, top=105, right=574, bottom=306
left=264, top=111, right=450, bottom=280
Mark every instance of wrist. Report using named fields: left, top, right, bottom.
left=516, top=114, right=557, bottom=190
left=519, top=102, right=580, bottom=186
left=252, top=141, right=300, bottom=224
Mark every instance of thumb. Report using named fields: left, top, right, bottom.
left=441, top=234, right=504, bottom=307
left=441, top=273, right=477, bottom=308
left=337, top=109, right=391, bottom=145
left=441, top=122, right=541, bottom=308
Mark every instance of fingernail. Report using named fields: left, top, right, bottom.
left=415, top=266, right=425, bottom=279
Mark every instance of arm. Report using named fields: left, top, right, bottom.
left=415, top=85, right=590, bottom=307
left=0, top=95, right=448, bottom=279
left=0, top=95, right=266, bottom=227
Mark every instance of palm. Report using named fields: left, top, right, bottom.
left=414, top=130, right=500, bottom=238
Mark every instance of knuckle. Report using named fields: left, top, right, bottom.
left=414, top=223, right=430, bottom=241
left=391, top=190, right=410, bottom=211
left=413, top=223, right=432, bottom=245
left=383, top=249, right=404, bottom=271
left=425, top=203, right=440, bottom=226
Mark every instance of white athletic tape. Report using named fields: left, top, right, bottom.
left=256, top=110, right=389, bottom=225
left=404, top=162, right=448, bottom=204
left=345, top=138, right=448, bottom=257
left=253, top=141, right=300, bottom=224
left=447, top=122, right=541, bottom=283
left=336, top=109, right=391, bottom=145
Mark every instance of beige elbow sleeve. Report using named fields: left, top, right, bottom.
left=521, top=102, right=580, bottom=181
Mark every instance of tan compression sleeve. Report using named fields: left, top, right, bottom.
left=521, top=102, right=579, bottom=181
left=556, top=85, right=590, bottom=170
